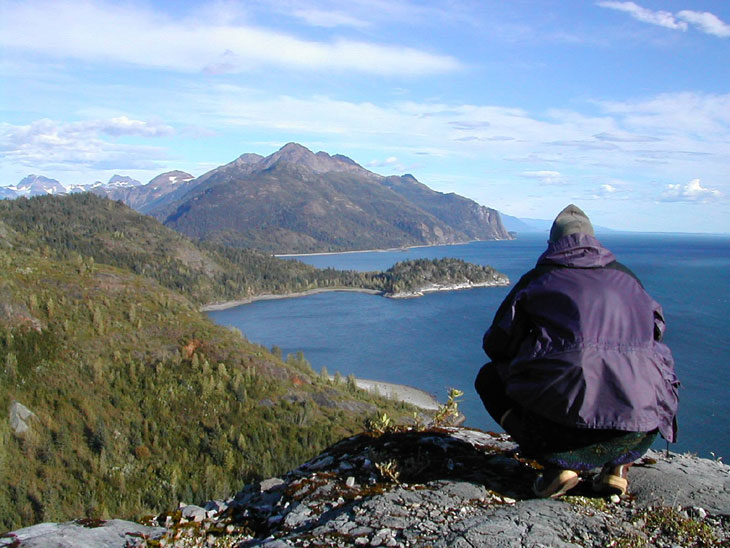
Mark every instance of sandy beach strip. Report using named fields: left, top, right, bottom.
left=345, top=377, right=441, bottom=411
left=201, top=287, right=383, bottom=311
left=274, top=242, right=445, bottom=258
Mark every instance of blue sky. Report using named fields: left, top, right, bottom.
left=1, top=0, right=728, bottom=232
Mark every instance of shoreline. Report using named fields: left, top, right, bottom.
left=342, top=377, right=441, bottom=411
left=201, top=280, right=508, bottom=312
left=201, top=288, right=384, bottom=311
left=274, top=238, right=514, bottom=259
left=386, top=279, right=509, bottom=299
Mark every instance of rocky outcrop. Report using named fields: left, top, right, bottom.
left=9, top=401, right=36, bottom=436
left=0, top=519, right=163, bottom=548
left=387, top=279, right=510, bottom=299
left=4, top=427, right=729, bottom=547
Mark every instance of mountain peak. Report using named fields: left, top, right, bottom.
left=267, top=142, right=317, bottom=165
left=16, top=174, right=66, bottom=195
left=236, top=153, right=264, bottom=165
left=147, top=170, right=194, bottom=188
left=333, top=154, right=359, bottom=166
left=260, top=143, right=368, bottom=175
left=280, top=142, right=311, bottom=154
left=108, top=175, right=142, bottom=187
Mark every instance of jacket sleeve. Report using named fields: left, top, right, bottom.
left=482, top=281, right=529, bottom=362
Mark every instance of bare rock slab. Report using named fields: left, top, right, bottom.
left=0, top=519, right=164, bottom=548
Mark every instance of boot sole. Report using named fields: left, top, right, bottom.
left=533, top=471, right=581, bottom=498
left=592, top=475, right=628, bottom=496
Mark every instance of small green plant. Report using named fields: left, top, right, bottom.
left=411, top=411, right=425, bottom=431
left=366, top=412, right=394, bottom=435
left=374, top=459, right=400, bottom=483
left=432, top=388, right=464, bottom=426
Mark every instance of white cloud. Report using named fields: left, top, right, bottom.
left=366, top=156, right=406, bottom=171
left=597, top=2, right=687, bottom=30
left=450, top=120, right=492, bottom=130
left=594, top=131, right=659, bottom=143
left=595, top=92, right=730, bottom=138
left=164, top=85, right=730, bottom=190
left=521, top=170, right=564, bottom=184
left=269, top=0, right=475, bottom=30
left=677, top=10, right=730, bottom=38
left=660, top=179, right=722, bottom=202
left=590, top=182, right=630, bottom=200
left=0, top=118, right=170, bottom=173
left=291, top=9, right=368, bottom=28
left=68, top=117, right=174, bottom=138
left=0, top=0, right=460, bottom=76
left=597, top=2, right=730, bottom=38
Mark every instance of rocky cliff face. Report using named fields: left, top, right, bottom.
left=5, top=427, right=729, bottom=547
left=381, top=174, right=512, bottom=241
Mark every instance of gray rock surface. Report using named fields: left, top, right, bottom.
left=167, top=428, right=730, bottom=547
left=4, top=427, right=729, bottom=547
left=629, top=450, right=730, bottom=514
left=8, top=401, right=35, bottom=435
left=180, top=504, right=207, bottom=522
left=0, top=519, right=164, bottom=547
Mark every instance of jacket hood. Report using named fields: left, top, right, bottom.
left=537, top=232, right=615, bottom=268
left=549, top=204, right=594, bottom=243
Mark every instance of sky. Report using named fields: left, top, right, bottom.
left=1, top=0, right=729, bottom=232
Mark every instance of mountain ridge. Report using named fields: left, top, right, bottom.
left=146, top=143, right=512, bottom=253
left=2, top=143, right=513, bottom=251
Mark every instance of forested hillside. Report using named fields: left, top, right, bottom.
left=0, top=194, right=507, bottom=530
left=0, top=198, right=418, bottom=530
left=0, top=194, right=506, bottom=304
left=0, top=193, right=354, bottom=306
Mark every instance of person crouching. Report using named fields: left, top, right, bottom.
left=475, top=204, right=679, bottom=498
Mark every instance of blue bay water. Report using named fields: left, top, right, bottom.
left=208, top=233, right=730, bottom=460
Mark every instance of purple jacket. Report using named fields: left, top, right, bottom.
left=483, top=233, right=679, bottom=441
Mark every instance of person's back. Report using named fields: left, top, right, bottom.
left=475, top=204, right=679, bottom=498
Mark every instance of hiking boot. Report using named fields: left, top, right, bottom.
left=532, top=468, right=580, bottom=498
left=592, top=463, right=631, bottom=496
